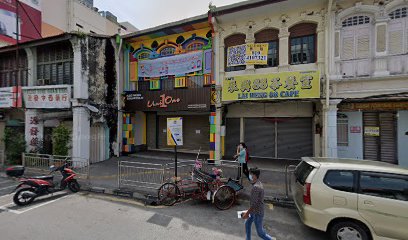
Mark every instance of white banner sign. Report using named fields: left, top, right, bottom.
left=23, top=85, right=72, bottom=109
left=167, top=117, right=183, bottom=146
left=138, top=51, right=203, bottom=78
left=0, top=87, right=22, bottom=108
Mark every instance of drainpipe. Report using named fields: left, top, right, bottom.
left=116, top=35, right=123, bottom=157
left=324, top=0, right=333, bottom=157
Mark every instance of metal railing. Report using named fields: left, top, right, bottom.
left=22, top=153, right=90, bottom=179
left=118, top=159, right=241, bottom=191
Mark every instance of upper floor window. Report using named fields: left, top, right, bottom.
left=340, top=16, right=371, bottom=60
left=289, top=23, right=317, bottom=65
left=138, top=52, right=150, bottom=60
left=160, top=47, right=176, bottom=57
left=388, top=8, right=408, bottom=56
left=389, top=7, right=407, bottom=19
left=342, top=16, right=370, bottom=27
left=255, top=29, right=279, bottom=68
left=224, top=33, right=246, bottom=72
left=0, top=51, right=28, bottom=87
left=186, top=42, right=204, bottom=52
left=37, top=42, right=73, bottom=86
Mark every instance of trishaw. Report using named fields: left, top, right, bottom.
left=157, top=161, right=243, bottom=210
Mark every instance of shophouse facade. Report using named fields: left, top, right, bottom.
left=0, top=33, right=119, bottom=164
left=328, top=0, right=408, bottom=167
left=120, top=16, right=215, bottom=157
left=211, top=0, right=328, bottom=160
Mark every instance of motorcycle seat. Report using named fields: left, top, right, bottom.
left=30, top=175, right=54, bottom=180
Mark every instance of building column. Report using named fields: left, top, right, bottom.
left=25, top=109, right=44, bottom=153
left=373, top=18, right=389, bottom=77
left=278, top=29, right=290, bottom=71
left=70, top=37, right=89, bottom=99
left=72, top=103, right=90, bottom=164
left=322, top=99, right=341, bottom=158
left=317, top=25, right=325, bottom=73
left=24, top=47, right=36, bottom=87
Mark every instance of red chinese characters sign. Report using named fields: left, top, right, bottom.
left=23, top=86, right=71, bottom=109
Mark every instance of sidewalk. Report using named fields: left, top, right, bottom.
left=84, top=151, right=298, bottom=207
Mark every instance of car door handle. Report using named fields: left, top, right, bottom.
left=363, top=200, right=374, bottom=206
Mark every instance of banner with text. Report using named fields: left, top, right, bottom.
left=23, top=85, right=72, bottom=109
left=167, top=117, right=183, bottom=146
left=227, top=43, right=268, bottom=67
left=138, top=51, right=203, bottom=78
left=0, top=86, right=22, bottom=108
left=222, top=71, right=320, bottom=102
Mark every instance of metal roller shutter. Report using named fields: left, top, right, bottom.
left=225, top=118, right=240, bottom=158
left=379, top=113, right=397, bottom=164
left=364, top=112, right=379, bottom=161
left=277, top=118, right=313, bottom=159
left=146, top=112, right=157, bottom=149
left=244, top=118, right=276, bottom=158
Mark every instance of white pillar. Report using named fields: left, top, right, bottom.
left=70, top=38, right=89, bottom=99
left=24, top=47, right=36, bottom=87
left=322, top=99, right=341, bottom=158
left=278, top=29, right=290, bottom=71
left=25, top=109, right=44, bottom=153
left=72, top=105, right=90, bottom=164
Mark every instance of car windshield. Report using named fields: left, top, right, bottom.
left=294, top=161, right=315, bottom=185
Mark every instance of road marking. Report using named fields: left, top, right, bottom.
left=15, top=195, right=71, bottom=214
left=0, top=185, right=17, bottom=191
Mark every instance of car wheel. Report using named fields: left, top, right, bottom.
left=329, top=221, right=370, bottom=240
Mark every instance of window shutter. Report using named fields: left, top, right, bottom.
left=341, top=28, right=355, bottom=60
left=388, top=20, right=404, bottom=55
left=356, top=27, right=370, bottom=58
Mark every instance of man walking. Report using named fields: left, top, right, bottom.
left=242, top=168, right=275, bottom=240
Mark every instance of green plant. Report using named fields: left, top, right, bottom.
left=2, top=127, right=25, bottom=165
left=52, top=124, right=71, bottom=156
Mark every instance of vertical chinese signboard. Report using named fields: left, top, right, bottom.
left=167, top=117, right=183, bottom=146
left=22, top=85, right=72, bottom=109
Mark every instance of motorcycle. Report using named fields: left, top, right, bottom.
left=8, top=163, right=80, bottom=206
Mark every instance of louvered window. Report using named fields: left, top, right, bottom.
left=388, top=8, right=408, bottom=55
left=160, top=47, right=176, bottom=57
left=337, top=114, right=349, bottom=147
left=340, top=16, right=371, bottom=60
left=0, top=51, right=28, bottom=87
left=37, top=42, right=73, bottom=85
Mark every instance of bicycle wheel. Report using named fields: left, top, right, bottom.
left=158, top=182, right=180, bottom=206
left=213, top=185, right=235, bottom=210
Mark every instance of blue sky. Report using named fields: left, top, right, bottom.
left=94, top=0, right=245, bottom=30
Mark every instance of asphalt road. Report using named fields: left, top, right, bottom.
left=0, top=176, right=18, bottom=197
left=0, top=191, right=328, bottom=240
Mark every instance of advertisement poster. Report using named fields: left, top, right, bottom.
left=227, top=43, right=269, bottom=67
left=222, top=71, right=320, bottom=101
left=0, top=86, right=22, bottom=108
left=167, top=117, right=183, bottom=146
left=138, top=51, right=203, bottom=78
left=364, top=127, right=380, bottom=137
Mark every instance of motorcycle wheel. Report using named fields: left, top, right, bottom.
left=68, top=180, right=80, bottom=193
left=13, top=188, right=36, bottom=206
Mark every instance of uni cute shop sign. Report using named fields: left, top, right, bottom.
left=222, top=71, right=320, bottom=102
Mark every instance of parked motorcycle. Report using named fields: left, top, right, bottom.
left=7, top=163, right=80, bottom=206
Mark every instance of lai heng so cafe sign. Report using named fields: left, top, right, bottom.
left=222, top=71, right=320, bottom=102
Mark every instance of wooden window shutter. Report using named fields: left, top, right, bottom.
left=341, top=28, right=355, bottom=60
left=376, top=24, right=386, bottom=53
left=388, top=20, right=404, bottom=55
left=356, top=27, right=370, bottom=58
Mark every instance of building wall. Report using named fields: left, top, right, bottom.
left=398, top=110, right=408, bottom=167
left=337, top=111, right=363, bottom=159
left=41, top=0, right=67, bottom=33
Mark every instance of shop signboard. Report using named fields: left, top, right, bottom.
left=222, top=71, right=320, bottom=102
left=364, top=127, right=380, bottom=137
left=23, top=85, right=72, bottom=109
left=0, top=86, right=22, bottom=108
left=350, top=126, right=361, bottom=133
left=227, top=43, right=269, bottom=67
left=124, top=88, right=210, bottom=112
left=167, top=117, right=183, bottom=146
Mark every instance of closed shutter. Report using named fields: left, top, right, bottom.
left=364, top=112, right=379, bottom=161
left=146, top=112, right=157, bottom=149
left=244, top=118, right=276, bottom=158
left=225, top=118, right=240, bottom=158
left=379, top=113, right=397, bottom=164
left=341, top=28, right=355, bottom=60
left=277, top=118, right=313, bottom=159
left=388, top=20, right=404, bottom=55
left=356, top=27, right=370, bottom=58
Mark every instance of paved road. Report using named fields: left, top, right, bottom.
left=0, top=176, right=17, bottom=197
left=0, top=191, right=327, bottom=240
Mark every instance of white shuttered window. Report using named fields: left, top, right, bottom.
left=341, top=16, right=372, bottom=60
left=388, top=7, right=408, bottom=55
